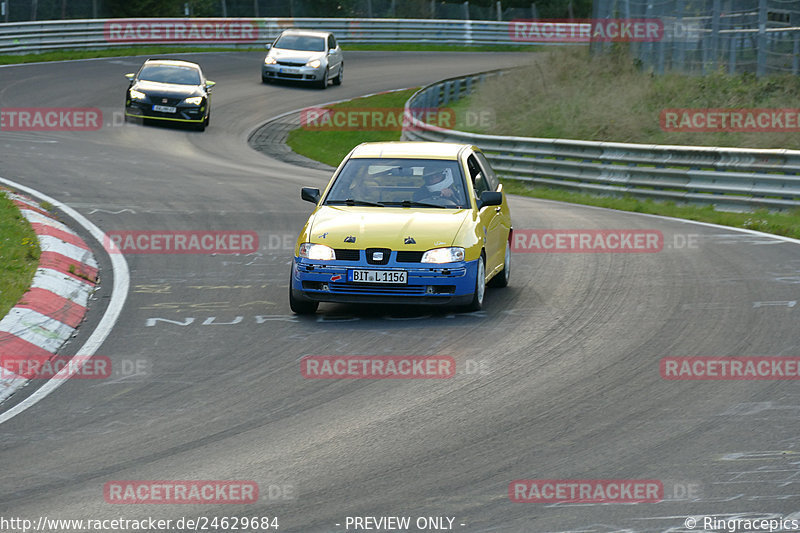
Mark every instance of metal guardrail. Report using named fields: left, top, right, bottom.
left=403, top=72, right=800, bottom=210
left=0, top=18, right=547, bottom=54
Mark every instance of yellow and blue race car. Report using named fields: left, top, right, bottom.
left=289, top=141, right=512, bottom=314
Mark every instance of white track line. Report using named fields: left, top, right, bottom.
left=0, top=177, right=130, bottom=425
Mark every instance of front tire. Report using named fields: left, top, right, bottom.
left=488, top=239, right=510, bottom=288
left=289, top=281, right=319, bottom=315
left=465, top=254, right=486, bottom=312
left=317, top=69, right=328, bottom=90
left=332, top=63, right=343, bottom=86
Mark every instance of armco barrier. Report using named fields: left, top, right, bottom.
left=403, top=72, right=800, bottom=210
left=0, top=18, right=554, bottom=54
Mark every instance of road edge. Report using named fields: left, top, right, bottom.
left=0, top=176, right=130, bottom=425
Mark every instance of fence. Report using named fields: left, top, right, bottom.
left=0, top=1, right=578, bottom=24
left=595, top=0, right=800, bottom=76
left=403, top=72, right=800, bottom=210
left=0, top=17, right=565, bottom=53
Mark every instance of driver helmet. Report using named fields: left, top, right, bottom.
left=425, top=167, right=454, bottom=193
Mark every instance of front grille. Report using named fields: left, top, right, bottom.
left=365, top=248, right=391, bottom=265
left=334, top=249, right=360, bottom=261
left=276, top=72, right=304, bottom=79
left=330, top=283, right=426, bottom=295
left=277, top=60, right=306, bottom=66
left=396, top=251, right=424, bottom=263
left=150, top=97, right=182, bottom=106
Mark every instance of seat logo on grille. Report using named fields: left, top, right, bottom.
left=372, top=251, right=383, bottom=261
left=162, top=98, right=168, bottom=103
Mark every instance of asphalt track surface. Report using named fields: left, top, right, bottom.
left=1, top=51, right=799, bottom=532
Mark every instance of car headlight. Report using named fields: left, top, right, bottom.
left=305, top=59, right=321, bottom=68
left=421, top=247, right=465, bottom=263
left=129, top=89, right=146, bottom=101
left=299, top=243, right=335, bottom=261
left=182, top=96, right=203, bottom=105
left=264, top=56, right=277, bottom=65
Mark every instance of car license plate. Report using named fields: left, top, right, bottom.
left=279, top=67, right=299, bottom=74
left=152, top=105, right=176, bottom=113
left=349, top=270, right=407, bottom=284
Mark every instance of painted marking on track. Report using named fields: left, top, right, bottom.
left=753, top=300, right=797, bottom=308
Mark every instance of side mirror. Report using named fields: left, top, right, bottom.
left=124, top=73, right=135, bottom=80
left=205, top=80, right=216, bottom=90
left=265, top=43, right=272, bottom=50
left=478, top=191, right=502, bottom=209
left=301, top=187, right=321, bottom=204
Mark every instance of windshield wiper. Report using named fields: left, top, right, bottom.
left=326, top=198, right=385, bottom=207
left=384, top=200, right=453, bottom=208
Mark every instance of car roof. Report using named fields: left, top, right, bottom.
left=278, top=28, right=331, bottom=39
left=143, top=59, right=201, bottom=70
left=349, top=142, right=471, bottom=160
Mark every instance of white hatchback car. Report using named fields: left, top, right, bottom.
left=261, top=29, right=343, bottom=89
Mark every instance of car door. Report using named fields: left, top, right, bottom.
left=466, top=152, right=501, bottom=275
left=327, top=34, right=342, bottom=76
left=474, top=150, right=510, bottom=275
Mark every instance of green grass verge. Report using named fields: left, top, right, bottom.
left=502, top=180, right=800, bottom=240
left=285, top=88, right=800, bottom=240
left=343, top=43, right=537, bottom=52
left=286, top=88, right=417, bottom=167
left=0, top=191, right=41, bottom=319
left=0, top=46, right=266, bottom=65
left=0, top=43, right=534, bottom=66
left=453, top=46, right=800, bottom=150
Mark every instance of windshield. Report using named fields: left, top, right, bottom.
left=274, top=34, right=326, bottom=52
left=138, top=65, right=201, bottom=85
left=324, top=158, right=469, bottom=209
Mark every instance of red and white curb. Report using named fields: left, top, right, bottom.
left=0, top=189, right=98, bottom=403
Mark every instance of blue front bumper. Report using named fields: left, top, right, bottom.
left=291, top=255, right=478, bottom=306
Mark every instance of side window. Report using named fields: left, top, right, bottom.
left=467, top=154, right=489, bottom=198
left=474, top=151, right=499, bottom=191
left=328, top=35, right=337, bottom=50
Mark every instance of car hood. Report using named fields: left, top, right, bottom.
left=132, top=80, right=203, bottom=97
left=306, top=206, right=471, bottom=250
left=269, top=48, right=326, bottom=63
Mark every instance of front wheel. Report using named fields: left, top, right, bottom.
left=488, top=240, right=510, bottom=288
left=332, top=63, right=343, bottom=85
left=317, top=69, right=328, bottom=90
left=465, top=254, right=486, bottom=312
left=289, top=283, right=318, bottom=314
